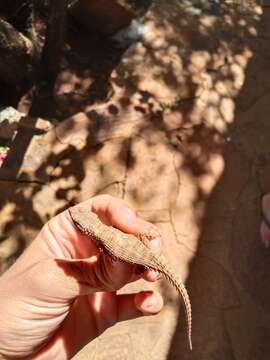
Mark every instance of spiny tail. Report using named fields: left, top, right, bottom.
left=162, top=267, right=193, bottom=351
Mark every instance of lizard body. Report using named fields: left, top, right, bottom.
left=69, top=205, right=192, bottom=350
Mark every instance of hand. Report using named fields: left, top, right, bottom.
left=0, top=195, right=163, bottom=359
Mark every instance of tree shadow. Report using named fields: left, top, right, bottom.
left=1, top=1, right=270, bottom=359
left=168, top=2, right=270, bottom=359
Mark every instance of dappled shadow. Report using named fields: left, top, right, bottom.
left=1, top=0, right=270, bottom=358
left=36, top=21, right=127, bottom=119
left=167, top=2, right=270, bottom=359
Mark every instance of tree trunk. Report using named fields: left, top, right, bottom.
left=41, top=0, right=67, bottom=85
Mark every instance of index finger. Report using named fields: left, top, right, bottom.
left=89, top=195, right=163, bottom=283
left=89, top=195, right=162, bottom=252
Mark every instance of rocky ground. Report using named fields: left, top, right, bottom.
left=1, top=0, right=270, bottom=359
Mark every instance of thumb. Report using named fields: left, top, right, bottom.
left=19, top=257, right=96, bottom=301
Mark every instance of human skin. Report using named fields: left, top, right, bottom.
left=0, top=195, right=164, bottom=359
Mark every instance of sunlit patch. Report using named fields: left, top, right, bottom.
left=199, top=154, right=225, bottom=196
left=0, top=202, right=16, bottom=225
left=92, top=292, right=104, bottom=314
left=0, top=236, right=19, bottom=261
left=220, top=97, right=235, bottom=124
left=0, top=203, right=18, bottom=271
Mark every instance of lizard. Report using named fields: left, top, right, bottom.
left=69, top=205, right=193, bottom=351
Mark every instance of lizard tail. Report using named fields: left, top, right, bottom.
left=161, top=267, right=193, bottom=351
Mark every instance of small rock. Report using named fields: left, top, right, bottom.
left=112, top=20, right=149, bottom=48
left=0, top=107, right=24, bottom=139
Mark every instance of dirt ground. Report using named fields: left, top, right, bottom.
left=1, top=0, right=270, bottom=359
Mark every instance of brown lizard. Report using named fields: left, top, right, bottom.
left=69, top=205, right=193, bottom=350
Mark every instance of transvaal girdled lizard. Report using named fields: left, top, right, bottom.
left=69, top=205, right=192, bottom=350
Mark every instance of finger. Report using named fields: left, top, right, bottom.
left=133, top=264, right=162, bottom=283
left=117, top=291, right=164, bottom=322
left=90, top=195, right=139, bottom=233
left=66, top=196, right=163, bottom=286
left=73, top=196, right=162, bottom=253
left=142, top=269, right=163, bottom=282
left=91, top=196, right=162, bottom=245
left=90, top=196, right=164, bottom=281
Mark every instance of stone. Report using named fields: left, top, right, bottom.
left=0, top=107, right=24, bottom=139
left=112, top=19, right=149, bottom=48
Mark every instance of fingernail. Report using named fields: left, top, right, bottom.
left=148, top=270, right=162, bottom=281
left=143, top=294, right=157, bottom=310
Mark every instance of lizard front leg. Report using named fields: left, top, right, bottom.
left=138, top=226, right=161, bottom=250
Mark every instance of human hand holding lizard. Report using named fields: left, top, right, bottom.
left=0, top=195, right=164, bottom=359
